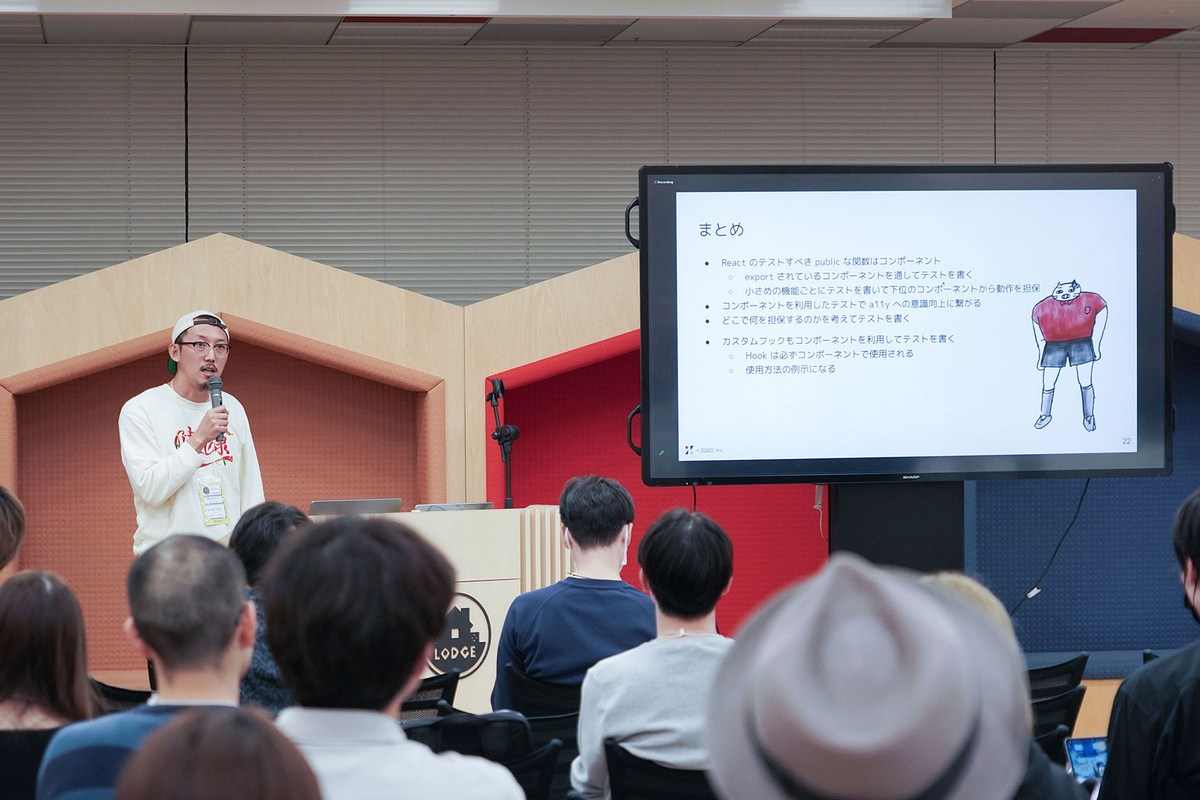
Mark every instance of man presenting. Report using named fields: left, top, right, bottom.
left=119, top=311, right=264, bottom=555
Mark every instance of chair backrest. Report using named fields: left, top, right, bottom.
left=0, top=729, right=58, bottom=799
left=604, top=739, right=718, bottom=800
left=1033, top=724, right=1071, bottom=767
left=1027, top=653, right=1089, bottom=701
left=403, top=709, right=533, bottom=763
left=504, top=739, right=562, bottom=800
left=504, top=663, right=582, bottom=717
left=1032, top=684, right=1087, bottom=737
left=89, top=678, right=151, bottom=715
left=1144, top=649, right=1160, bottom=664
left=527, top=712, right=579, bottom=800
left=399, top=670, right=460, bottom=721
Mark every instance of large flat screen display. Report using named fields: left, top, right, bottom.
left=639, top=164, right=1173, bottom=486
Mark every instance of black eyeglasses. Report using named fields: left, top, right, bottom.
left=178, top=341, right=232, bottom=357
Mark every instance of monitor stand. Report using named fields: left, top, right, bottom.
left=828, top=482, right=964, bottom=573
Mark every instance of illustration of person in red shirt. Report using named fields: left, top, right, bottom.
left=1031, top=280, right=1108, bottom=432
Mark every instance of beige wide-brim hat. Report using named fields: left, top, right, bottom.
left=707, top=552, right=1029, bottom=800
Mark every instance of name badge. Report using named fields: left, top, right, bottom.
left=198, top=476, right=229, bottom=527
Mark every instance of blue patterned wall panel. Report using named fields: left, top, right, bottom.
left=975, top=340, right=1200, bottom=676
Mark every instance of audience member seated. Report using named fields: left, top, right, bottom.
left=921, top=572, right=1086, bottom=800
left=0, top=572, right=95, bottom=800
left=491, top=475, right=655, bottom=712
left=264, top=516, right=524, bottom=800
left=0, top=483, right=25, bottom=571
left=112, top=707, right=320, bottom=800
left=705, top=552, right=1041, bottom=800
left=571, top=508, right=733, bottom=800
left=228, top=501, right=308, bottom=715
left=37, top=536, right=255, bottom=800
left=1099, top=488, right=1200, bottom=800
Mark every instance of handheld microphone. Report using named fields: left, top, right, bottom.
left=207, top=376, right=225, bottom=443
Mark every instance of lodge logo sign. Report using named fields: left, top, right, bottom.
left=429, top=593, right=491, bottom=679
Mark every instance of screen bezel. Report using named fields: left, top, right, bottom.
left=639, top=164, right=1173, bottom=487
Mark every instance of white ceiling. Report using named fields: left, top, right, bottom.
left=3, top=0, right=1200, bottom=49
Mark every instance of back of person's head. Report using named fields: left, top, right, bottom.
left=229, top=502, right=308, bottom=586
left=637, top=508, right=733, bottom=619
left=0, top=484, right=26, bottom=571
left=113, top=707, right=320, bottom=800
left=920, top=571, right=1015, bottom=639
left=127, top=535, right=247, bottom=672
left=559, top=475, right=635, bottom=549
left=262, top=516, right=455, bottom=710
left=919, top=571, right=1034, bottom=731
left=1173, top=487, right=1200, bottom=574
left=706, top=552, right=1030, bottom=800
left=0, top=571, right=93, bottom=722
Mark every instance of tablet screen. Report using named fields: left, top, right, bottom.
left=1065, top=737, right=1107, bottom=782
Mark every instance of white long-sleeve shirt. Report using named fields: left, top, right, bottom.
left=119, top=383, right=265, bottom=555
left=570, top=634, right=734, bottom=800
left=276, top=708, right=524, bottom=800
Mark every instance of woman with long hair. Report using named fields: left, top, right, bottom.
left=113, top=707, right=321, bottom=800
left=0, top=571, right=94, bottom=800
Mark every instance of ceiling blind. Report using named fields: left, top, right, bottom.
left=798, top=50, right=994, bottom=165
left=996, top=50, right=1193, bottom=236
left=186, top=46, right=994, bottom=304
left=0, top=48, right=184, bottom=299
left=5, top=46, right=1193, bottom=304
left=187, top=49, right=389, bottom=278
left=526, top=49, right=667, bottom=288
left=665, top=50, right=808, bottom=165
left=383, top=49, right=527, bottom=301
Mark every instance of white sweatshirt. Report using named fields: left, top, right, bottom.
left=119, top=383, right=265, bottom=555
left=570, top=634, right=734, bottom=800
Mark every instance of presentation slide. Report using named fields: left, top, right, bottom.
left=674, top=188, right=1138, bottom=462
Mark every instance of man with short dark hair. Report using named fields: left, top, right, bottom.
left=0, top=483, right=25, bottom=570
left=37, top=536, right=255, bottom=800
left=229, top=501, right=309, bottom=715
left=570, top=508, right=734, bottom=799
left=119, top=310, right=264, bottom=555
left=266, top=516, right=523, bottom=800
left=1099, top=488, right=1200, bottom=800
left=490, top=475, right=655, bottom=711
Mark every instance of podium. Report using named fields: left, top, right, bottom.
left=386, top=505, right=568, bottom=713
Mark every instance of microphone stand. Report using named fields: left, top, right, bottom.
left=487, top=380, right=520, bottom=509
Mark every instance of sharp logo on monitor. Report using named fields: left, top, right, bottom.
left=638, top=163, right=1173, bottom=486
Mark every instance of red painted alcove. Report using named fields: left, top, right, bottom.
left=486, top=340, right=829, bottom=634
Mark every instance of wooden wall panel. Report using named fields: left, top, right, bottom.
left=0, top=387, right=16, bottom=581
left=16, top=345, right=421, bottom=671
left=1175, top=232, right=1200, bottom=316
left=0, top=234, right=466, bottom=500
left=463, top=251, right=639, bottom=500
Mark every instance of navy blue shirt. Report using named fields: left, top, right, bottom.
left=37, top=705, right=190, bottom=800
left=491, top=577, right=656, bottom=712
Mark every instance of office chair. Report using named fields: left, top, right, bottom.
left=399, top=669, right=461, bottom=721
left=604, top=739, right=717, bottom=800
left=1027, top=653, right=1088, bottom=701
left=504, top=663, right=582, bottom=717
